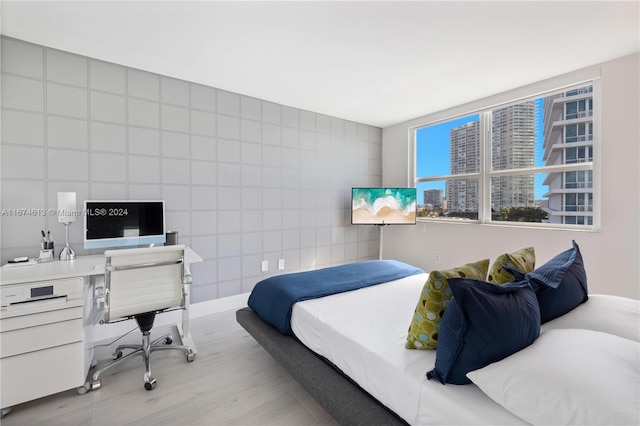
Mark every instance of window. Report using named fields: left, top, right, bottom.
left=565, top=146, right=592, bottom=164
left=565, top=99, right=593, bottom=119
left=565, top=123, right=593, bottom=143
left=564, top=170, right=592, bottom=189
left=414, top=82, right=597, bottom=229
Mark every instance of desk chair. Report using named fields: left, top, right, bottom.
left=91, top=245, right=195, bottom=391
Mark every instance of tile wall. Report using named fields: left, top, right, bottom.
left=0, top=37, right=381, bottom=303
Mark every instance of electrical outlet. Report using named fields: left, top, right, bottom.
left=278, top=259, right=285, bottom=270
left=261, top=260, right=268, bottom=272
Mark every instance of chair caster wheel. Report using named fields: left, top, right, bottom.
left=112, top=350, right=123, bottom=360
left=187, top=352, right=195, bottom=362
left=164, top=337, right=172, bottom=345
left=144, top=378, right=157, bottom=391
left=77, top=383, right=90, bottom=394
left=91, top=380, right=102, bottom=391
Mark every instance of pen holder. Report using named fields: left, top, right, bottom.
left=39, top=249, right=54, bottom=263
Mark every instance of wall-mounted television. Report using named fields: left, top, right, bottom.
left=351, top=188, right=417, bottom=225
left=84, top=200, right=166, bottom=249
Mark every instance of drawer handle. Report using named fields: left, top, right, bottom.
left=9, top=295, right=66, bottom=306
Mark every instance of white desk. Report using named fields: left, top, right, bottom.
left=1, top=247, right=202, bottom=286
left=0, top=247, right=202, bottom=414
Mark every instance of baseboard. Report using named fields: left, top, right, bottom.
left=92, top=292, right=250, bottom=343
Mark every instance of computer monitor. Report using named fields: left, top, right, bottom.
left=84, top=200, right=166, bottom=249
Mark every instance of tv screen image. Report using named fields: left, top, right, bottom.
left=351, top=188, right=417, bottom=225
left=84, top=200, right=166, bottom=249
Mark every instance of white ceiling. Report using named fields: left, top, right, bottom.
left=2, top=1, right=638, bottom=127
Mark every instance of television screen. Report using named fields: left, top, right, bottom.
left=84, top=200, right=166, bottom=249
left=351, top=188, right=417, bottom=225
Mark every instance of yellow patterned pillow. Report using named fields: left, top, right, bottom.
left=488, top=247, right=536, bottom=285
left=405, top=259, right=489, bottom=349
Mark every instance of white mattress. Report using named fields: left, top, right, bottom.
left=291, top=273, right=528, bottom=425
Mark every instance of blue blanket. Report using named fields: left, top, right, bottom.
left=248, top=260, right=424, bottom=335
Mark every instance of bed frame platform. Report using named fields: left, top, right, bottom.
left=236, top=307, right=407, bottom=426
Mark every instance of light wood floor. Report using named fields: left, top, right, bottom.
left=2, top=309, right=339, bottom=426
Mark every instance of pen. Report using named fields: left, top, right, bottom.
left=41, top=230, right=47, bottom=243
left=47, top=230, right=50, bottom=243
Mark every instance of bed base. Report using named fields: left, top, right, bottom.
left=236, top=307, right=407, bottom=426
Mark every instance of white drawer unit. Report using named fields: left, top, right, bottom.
left=0, top=277, right=86, bottom=411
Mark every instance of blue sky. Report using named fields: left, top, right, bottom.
left=414, top=98, right=546, bottom=205
left=533, top=98, right=546, bottom=197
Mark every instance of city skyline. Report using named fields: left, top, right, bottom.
left=415, top=99, right=546, bottom=205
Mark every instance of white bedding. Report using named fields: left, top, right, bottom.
left=291, top=273, right=527, bottom=425
left=291, top=274, right=640, bottom=425
left=540, top=293, right=640, bottom=341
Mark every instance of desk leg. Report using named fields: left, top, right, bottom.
left=177, top=309, right=197, bottom=354
left=177, top=270, right=197, bottom=354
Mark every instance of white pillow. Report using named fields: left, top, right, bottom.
left=541, top=294, right=640, bottom=342
left=467, top=329, right=639, bottom=426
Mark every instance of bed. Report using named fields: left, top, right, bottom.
left=237, top=245, right=640, bottom=425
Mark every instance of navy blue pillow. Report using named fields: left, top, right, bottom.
left=508, top=240, right=588, bottom=323
left=426, top=278, right=540, bottom=385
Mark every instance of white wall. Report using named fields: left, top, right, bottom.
left=0, top=37, right=383, bottom=304
left=381, top=53, right=640, bottom=300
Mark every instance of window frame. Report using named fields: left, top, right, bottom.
left=411, top=79, right=601, bottom=231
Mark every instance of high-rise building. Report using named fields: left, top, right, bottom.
left=446, top=121, right=480, bottom=213
left=491, top=103, right=535, bottom=209
left=423, top=189, right=443, bottom=211
left=541, top=85, right=594, bottom=225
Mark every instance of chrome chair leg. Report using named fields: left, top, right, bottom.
left=91, top=328, right=194, bottom=391
left=142, top=331, right=156, bottom=390
left=150, top=332, right=175, bottom=346
left=91, top=347, right=144, bottom=389
left=115, top=343, right=141, bottom=352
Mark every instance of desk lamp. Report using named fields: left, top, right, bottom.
left=58, top=192, right=77, bottom=260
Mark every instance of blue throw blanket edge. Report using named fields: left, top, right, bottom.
left=248, top=259, right=424, bottom=335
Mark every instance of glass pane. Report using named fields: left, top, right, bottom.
left=416, top=114, right=480, bottom=178
left=564, top=170, right=592, bottom=189
left=563, top=193, right=592, bottom=213
left=536, top=83, right=594, bottom=226
left=491, top=173, right=549, bottom=223
left=566, top=102, right=578, bottom=119
left=565, top=216, right=577, bottom=225
left=445, top=178, right=479, bottom=220
left=416, top=181, right=445, bottom=218
left=565, top=215, right=593, bottom=226
left=416, top=179, right=478, bottom=220
left=491, top=83, right=594, bottom=171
